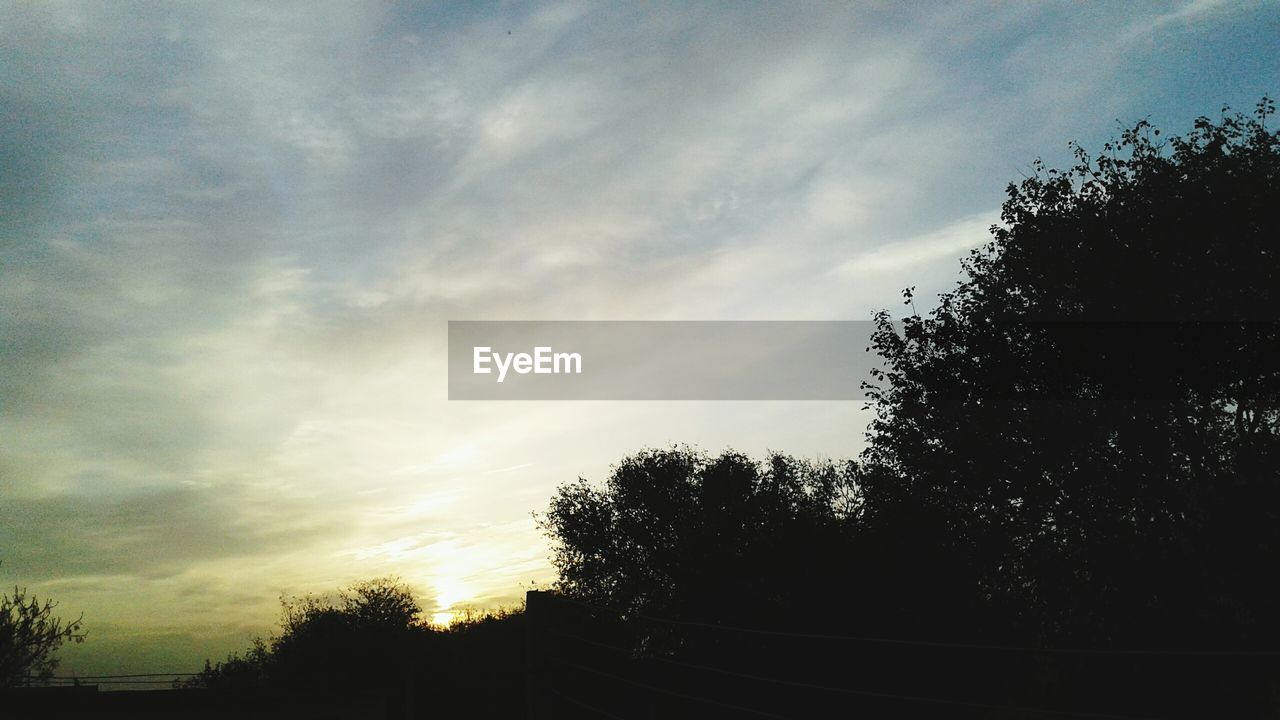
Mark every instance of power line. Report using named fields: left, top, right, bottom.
left=48, top=673, right=199, bottom=679
left=549, top=688, right=634, bottom=720
left=552, top=630, right=1165, bottom=720
left=544, top=593, right=1280, bottom=657
left=38, top=676, right=192, bottom=681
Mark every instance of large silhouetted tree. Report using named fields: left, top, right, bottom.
left=859, top=100, right=1280, bottom=650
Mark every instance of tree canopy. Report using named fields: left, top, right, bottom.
left=539, top=101, right=1280, bottom=716
left=859, top=99, right=1280, bottom=648
left=189, top=577, right=425, bottom=692
left=188, top=578, right=528, bottom=717
left=542, top=448, right=859, bottom=629
left=0, top=582, right=85, bottom=687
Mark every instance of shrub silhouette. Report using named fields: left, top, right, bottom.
left=188, top=577, right=426, bottom=693
left=542, top=448, right=861, bottom=636
left=187, top=579, right=527, bottom=718
left=540, top=101, right=1280, bottom=717
left=0, top=576, right=85, bottom=687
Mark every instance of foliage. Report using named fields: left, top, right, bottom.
left=538, top=101, right=1280, bottom=715
left=185, top=638, right=272, bottom=690
left=541, top=447, right=862, bottom=631
left=859, top=99, right=1280, bottom=647
left=186, top=576, right=427, bottom=691
left=0, top=583, right=85, bottom=687
left=430, top=605, right=527, bottom=718
left=186, top=580, right=529, bottom=717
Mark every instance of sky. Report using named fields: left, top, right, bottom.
left=2, top=0, right=1278, bottom=678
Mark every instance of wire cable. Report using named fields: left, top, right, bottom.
left=551, top=630, right=1166, bottom=720
left=544, top=593, right=1280, bottom=657
left=549, top=687, right=634, bottom=720
left=36, top=679, right=191, bottom=686
left=48, top=673, right=199, bottom=679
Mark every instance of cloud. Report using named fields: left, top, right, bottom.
left=832, top=211, right=999, bottom=277
left=1147, top=0, right=1237, bottom=33
left=1, top=0, right=1277, bottom=675
left=0, top=483, right=339, bottom=582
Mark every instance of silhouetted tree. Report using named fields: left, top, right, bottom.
left=188, top=579, right=528, bottom=719
left=859, top=99, right=1280, bottom=651
left=186, top=638, right=272, bottom=690
left=189, top=576, right=428, bottom=693
left=0, top=581, right=85, bottom=687
left=540, top=448, right=1015, bottom=717
left=542, top=448, right=860, bottom=633
left=271, top=577, right=426, bottom=690
left=538, top=102, right=1280, bottom=718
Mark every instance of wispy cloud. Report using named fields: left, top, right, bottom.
left=832, top=212, right=999, bottom=277
left=2, top=0, right=1277, bottom=674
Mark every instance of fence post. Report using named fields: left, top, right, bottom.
left=402, top=656, right=416, bottom=720
left=525, top=590, right=550, bottom=719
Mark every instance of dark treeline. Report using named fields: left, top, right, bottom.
left=182, top=578, right=526, bottom=718
left=182, top=102, right=1280, bottom=718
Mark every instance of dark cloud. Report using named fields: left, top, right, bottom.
left=1, top=483, right=341, bottom=581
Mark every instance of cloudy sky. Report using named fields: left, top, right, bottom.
left=2, top=1, right=1278, bottom=676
